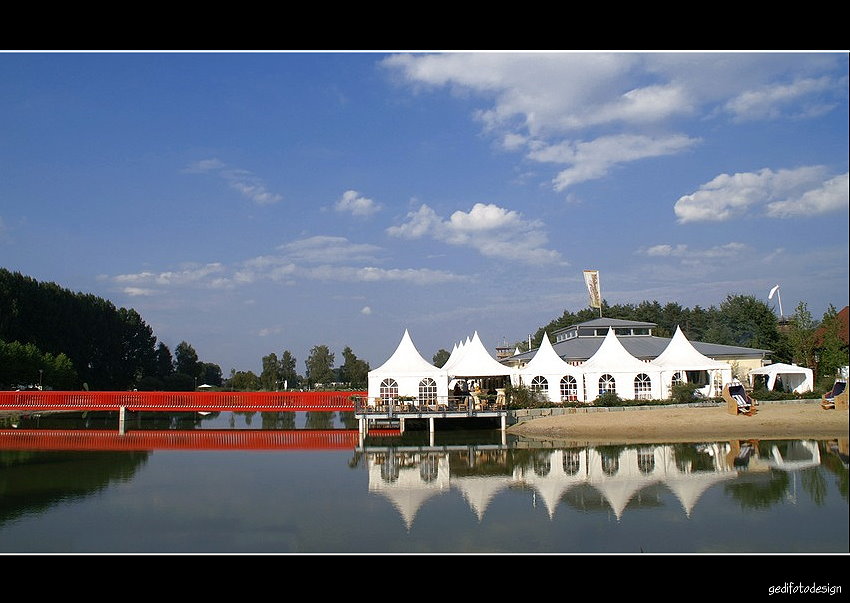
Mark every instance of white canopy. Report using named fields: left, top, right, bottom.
left=367, top=330, right=447, bottom=402
left=652, top=326, right=732, bottom=395
left=443, top=332, right=515, bottom=378
left=581, top=329, right=663, bottom=400
left=748, top=363, right=814, bottom=394
left=516, top=332, right=583, bottom=402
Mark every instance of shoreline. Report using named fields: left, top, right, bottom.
left=506, top=400, right=849, bottom=445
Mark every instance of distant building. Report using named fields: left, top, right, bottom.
left=504, top=318, right=772, bottom=378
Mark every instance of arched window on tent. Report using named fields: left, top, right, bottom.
left=712, top=371, right=723, bottom=398
left=599, top=374, right=616, bottom=396
left=530, top=375, right=548, bottom=402
left=671, top=371, right=684, bottom=386
left=560, top=375, right=578, bottom=402
left=379, top=378, right=398, bottom=405
left=634, top=373, right=652, bottom=400
left=419, top=377, right=437, bottom=405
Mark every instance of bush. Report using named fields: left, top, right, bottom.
left=594, top=391, right=622, bottom=407
left=670, top=382, right=701, bottom=404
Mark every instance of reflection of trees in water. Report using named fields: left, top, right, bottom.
left=260, top=412, right=296, bottom=430
left=0, top=450, right=149, bottom=527
left=725, top=471, right=790, bottom=509
left=673, top=444, right=717, bottom=473
left=801, top=468, right=828, bottom=506
left=338, top=411, right=358, bottom=429
left=305, top=412, right=333, bottom=430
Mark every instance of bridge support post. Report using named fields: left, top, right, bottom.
left=500, top=414, right=506, bottom=431
left=118, top=406, right=126, bottom=435
left=428, top=416, right=435, bottom=433
left=399, top=417, right=405, bottom=434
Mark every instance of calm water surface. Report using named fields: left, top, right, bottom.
left=0, top=411, right=847, bottom=554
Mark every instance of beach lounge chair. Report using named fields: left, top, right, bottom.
left=723, top=382, right=757, bottom=416
left=821, top=379, right=848, bottom=410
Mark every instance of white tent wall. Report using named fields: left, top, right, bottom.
left=367, top=330, right=448, bottom=405
left=652, top=326, right=733, bottom=398
left=747, top=363, right=814, bottom=394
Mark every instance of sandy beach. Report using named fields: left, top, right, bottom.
left=506, top=401, right=849, bottom=445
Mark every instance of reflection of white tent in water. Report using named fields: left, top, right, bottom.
left=661, top=443, right=737, bottom=518
left=766, top=440, right=821, bottom=471
left=747, top=363, right=814, bottom=394
left=516, top=449, right=588, bottom=519
left=585, top=447, right=663, bottom=521
left=367, top=453, right=451, bottom=530
left=452, top=476, right=513, bottom=522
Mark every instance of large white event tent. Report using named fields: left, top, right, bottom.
left=367, top=329, right=447, bottom=404
left=513, top=332, right=584, bottom=403
left=579, top=328, right=664, bottom=401
left=651, top=326, right=733, bottom=397
left=747, top=362, right=813, bottom=394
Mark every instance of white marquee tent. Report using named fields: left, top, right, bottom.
left=514, top=332, right=584, bottom=403
left=652, top=326, right=733, bottom=397
left=367, top=329, right=447, bottom=404
left=747, top=363, right=814, bottom=394
left=580, top=328, right=664, bottom=401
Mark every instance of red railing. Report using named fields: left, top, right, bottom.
left=0, top=427, right=401, bottom=451
left=0, top=390, right=365, bottom=413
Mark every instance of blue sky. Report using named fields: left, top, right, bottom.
left=2, top=51, right=848, bottom=375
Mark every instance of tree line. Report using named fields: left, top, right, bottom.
left=0, top=269, right=221, bottom=391
left=1, top=268, right=846, bottom=392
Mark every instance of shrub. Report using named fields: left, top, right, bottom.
left=594, top=391, right=622, bottom=407
left=670, top=382, right=701, bottom=404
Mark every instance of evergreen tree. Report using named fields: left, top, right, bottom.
left=305, top=345, right=335, bottom=387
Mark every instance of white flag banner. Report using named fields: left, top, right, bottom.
left=583, top=270, right=602, bottom=309
left=768, top=285, right=780, bottom=299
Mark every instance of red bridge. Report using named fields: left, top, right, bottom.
left=0, top=390, right=364, bottom=413
left=0, top=428, right=400, bottom=452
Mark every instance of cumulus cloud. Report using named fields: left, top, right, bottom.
left=387, top=202, right=563, bottom=264
left=278, top=236, right=383, bottom=264
left=674, top=166, right=849, bottom=223
left=361, top=306, right=372, bottom=315
left=185, top=158, right=282, bottom=205
left=335, top=190, right=381, bottom=216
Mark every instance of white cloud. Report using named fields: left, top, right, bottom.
left=122, top=287, right=156, bottom=296
left=766, top=172, right=849, bottom=217
left=335, top=190, right=381, bottom=216
left=674, top=166, right=848, bottom=223
left=387, top=202, right=563, bottom=264
left=640, top=242, right=746, bottom=260
left=114, top=263, right=228, bottom=287
left=186, top=158, right=282, bottom=205
left=383, top=52, right=845, bottom=192
left=278, top=236, right=383, bottom=264
left=724, top=76, right=838, bottom=122
left=529, top=133, right=699, bottom=191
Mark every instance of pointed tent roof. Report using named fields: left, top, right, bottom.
left=444, top=332, right=515, bottom=377
left=653, top=326, right=729, bottom=370
left=523, top=332, right=580, bottom=375
left=581, top=328, right=659, bottom=373
left=370, top=329, right=442, bottom=377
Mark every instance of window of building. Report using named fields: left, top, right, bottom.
left=671, top=372, right=684, bottom=386
left=530, top=375, right=548, bottom=393
left=599, top=374, right=616, bottom=396
left=560, top=375, right=578, bottom=402
left=379, top=378, right=398, bottom=403
left=634, top=373, right=652, bottom=400
left=418, top=378, right=437, bottom=404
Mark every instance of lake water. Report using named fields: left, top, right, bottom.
left=1, top=410, right=847, bottom=555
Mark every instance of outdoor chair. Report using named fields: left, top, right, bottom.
left=723, top=382, right=757, bottom=416
left=821, top=379, right=848, bottom=410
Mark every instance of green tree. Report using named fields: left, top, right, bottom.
left=705, top=294, right=780, bottom=351
left=174, top=341, right=201, bottom=379
left=279, top=350, right=299, bottom=388
left=305, top=345, right=335, bottom=387
left=154, top=342, right=174, bottom=379
left=815, top=305, right=849, bottom=382
left=260, top=353, right=282, bottom=390
left=199, top=362, right=223, bottom=387
left=432, top=349, right=450, bottom=368
left=787, top=301, right=817, bottom=367
left=339, top=346, right=369, bottom=388
left=227, top=369, right=260, bottom=391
